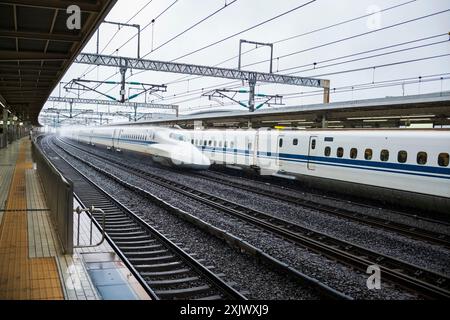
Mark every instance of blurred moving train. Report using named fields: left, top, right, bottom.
left=60, top=126, right=450, bottom=214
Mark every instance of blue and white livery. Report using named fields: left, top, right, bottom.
left=60, top=125, right=450, bottom=214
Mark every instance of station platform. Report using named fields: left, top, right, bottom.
left=0, top=138, right=150, bottom=300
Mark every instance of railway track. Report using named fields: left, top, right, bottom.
left=207, top=167, right=450, bottom=228
left=191, top=171, right=450, bottom=248
left=38, top=136, right=246, bottom=300
left=54, top=137, right=450, bottom=299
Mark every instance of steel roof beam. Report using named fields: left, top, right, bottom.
left=47, top=96, right=178, bottom=111
left=0, top=50, right=68, bottom=61
left=0, top=0, right=102, bottom=12
left=0, top=30, right=83, bottom=42
left=75, top=53, right=328, bottom=88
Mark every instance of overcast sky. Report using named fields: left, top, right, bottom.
left=44, top=0, right=450, bottom=121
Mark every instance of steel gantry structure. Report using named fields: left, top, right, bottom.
left=40, top=107, right=168, bottom=127
left=74, top=53, right=330, bottom=112
left=47, top=96, right=179, bottom=121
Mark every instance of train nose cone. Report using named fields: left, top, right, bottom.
left=170, top=146, right=210, bottom=170
left=190, top=153, right=210, bottom=170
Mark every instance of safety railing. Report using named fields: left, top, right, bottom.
left=73, top=206, right=106, bottom=248
left=0, top=133, right=6, bottom=149
left=32, top=140, right=74, bottom=254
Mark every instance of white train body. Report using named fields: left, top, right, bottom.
left=59, top=126, right=210, bottom=169
left=60, top=125, right=450, bottom=214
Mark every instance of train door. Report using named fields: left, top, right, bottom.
left=112, top=129, right=121, bottom=150
left=245, top=135, right=253, bottom=166
left=233, top=136, right=238, bottom=164
left=307, top=135, right=318, bottom=170
left=276, top=135, right=284, bottom=167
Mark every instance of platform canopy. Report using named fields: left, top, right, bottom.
left=0, top=0, right=117, bottom=125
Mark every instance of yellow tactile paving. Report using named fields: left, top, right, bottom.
left=0, top=140, right=64, bottom=300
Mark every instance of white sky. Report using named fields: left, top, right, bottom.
left=43, top=0, right=450, bottom=122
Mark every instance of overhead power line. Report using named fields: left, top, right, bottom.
left=142, top=0, right=239, bottom=58
left=76, top=0, right=179, bottom=96
left=162, top=0, right=419, bottom=86
left=79, top=0, right=155, bottom=80
left=150, top=35, right=449, bottom=104
left=91, top=0, right=238, bottom=99
left=244, top=8, right=450, bottom=68
left=185, top=74, right=450, bottom=111
left=281, top=39, right=449, bottom=74
left=171, top=0, right=317, bottom=62
left=303, top=53, right=450, bottom=78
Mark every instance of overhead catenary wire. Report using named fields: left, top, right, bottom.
left=164, top=0, right=419, bottom=86
left=163, top=54, right=450, bottom=106
left=280, top=39, right=449, bottom=74
left=97, top=0, right=243, bottom=97
left=126, top=0, right=318, bottom=82
left=93, top=1, right=438, bottom=103
left=78, top=0, right=155, bottom=80
left=141, top=0, right=239, bottom=58
left=243, top=8, right=450, bottom=68
left=65, top=1, right=449, bottom=117
left=183, top=74, right=450, bottom=111
left=302, top=53, right=450, bottom=78
left=85, top=0, right=181, bottom=99
left=149, top=38, right=449, bottom=104
left=170, top=0, right=317, bottom=62
left=154, top=6, right=449, bottom=102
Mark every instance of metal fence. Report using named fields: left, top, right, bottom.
left=0, top=133, right=6, bottom=149
left=32, top=139, right=74, bottom=254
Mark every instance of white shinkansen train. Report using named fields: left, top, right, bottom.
left=60, top=126, right=450, bottom=214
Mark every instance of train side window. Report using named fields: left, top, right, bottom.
left=279, top=139, right=283, bottom=148
left=364, top=148, right=373, bottom=160
left=224, top=141, right=227, bottom=148
left=398, top=150, right=407, bottom=163
left=417, top=152, right=427, bottom=165
left=380, top=149, right=389, bottom=162
left=204, top=140, right=207, bottom=146
left=208, top=140, right=212, bottom=146
left=324, top=146, right=331, bottom=157
left=191, top=139, right=194, bottom=144
left=248, top=142, right=252, bottom=150
left=336, top=147, right=344, bottom=158
left=350, top=148, right=357, bottom=159
left=230, top=141, right=234, bottom=149
left=293, top=138, right=298, bottom=146
left=438, top=153, right=449, bottom=167
left=219, top=141, right=223, bottom=148
left=311, top=139, right=316, bottom=149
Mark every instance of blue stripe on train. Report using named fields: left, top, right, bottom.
left=198, top=145, right=450, bottom=179
left=77, top=135, right=450, bottom=180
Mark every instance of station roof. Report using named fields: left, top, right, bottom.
left=0, top=0, right=117, bottom=125
left=122, top=91, right=450, bottom=129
